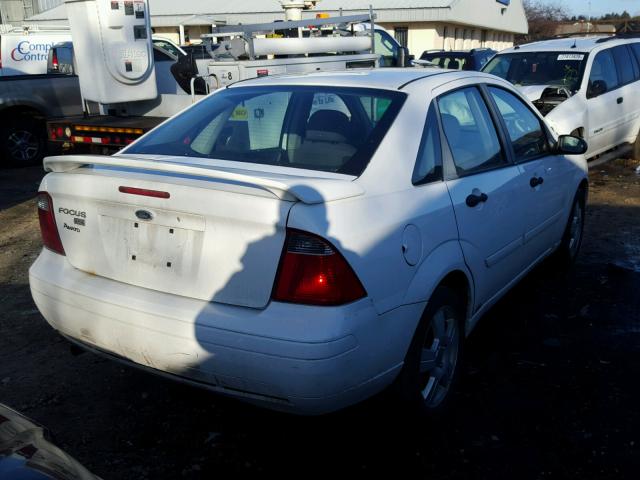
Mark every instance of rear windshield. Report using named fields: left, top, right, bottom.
left=482, top=51, right=588, bottom=92
left=421, top=53, right=468, bottom=70
left=125, top=85, right=406, bottom=176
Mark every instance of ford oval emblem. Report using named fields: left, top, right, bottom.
left=135, top=210, right=153, bottom=221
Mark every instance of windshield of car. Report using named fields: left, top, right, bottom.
left=482, top=51, right=588, bottom=91
left=125, top=86, right=406, bottom=176
left=153, top=39, right=183, bottom=57
left=421, top=53, right=468, bottom=70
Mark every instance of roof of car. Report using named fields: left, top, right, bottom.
left=228, top=68, right=484, bottom=91
left=499, top=35, right=640, bottom=54
left=423, top=49, right=495, bottom=55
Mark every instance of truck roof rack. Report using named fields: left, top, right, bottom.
left=552, top=32, right=611, bottom=39
left=209, top=13, right=374, bottom=36
left=595, top=31, right=640, bottom=43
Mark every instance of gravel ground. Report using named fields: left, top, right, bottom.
left=1, top=158, right=639, bottom=479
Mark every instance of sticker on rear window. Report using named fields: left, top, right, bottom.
left=557, top=54, right=585, bottom=61
left=230, top=106, right=248, bottom=121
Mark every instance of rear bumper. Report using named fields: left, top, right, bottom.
left=29, top=249, right=423, bottom=415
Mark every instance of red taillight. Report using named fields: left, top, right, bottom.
left=51, top=50, right=59, bottom=71
left=273, top=229, right=366, bottom=306
left=37, top=192, right=65, bottom=255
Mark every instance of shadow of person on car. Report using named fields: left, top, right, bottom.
left=181, top=180, right=422, bottom=418
left=183, top=184, right=370, bottom=414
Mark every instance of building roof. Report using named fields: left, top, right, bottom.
left=28, top=0, right=528, bottom=33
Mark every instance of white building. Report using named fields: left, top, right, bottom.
left=0, top=0, right=61, bottom=24
left=27, top=0, right=528, bottom=54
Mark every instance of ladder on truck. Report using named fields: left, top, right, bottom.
left=203, top=8, right=377, bottom=60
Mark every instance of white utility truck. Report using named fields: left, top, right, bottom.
left=0, top=24, right=71, bottom=76
left=47, top=0, right=410, bottom=155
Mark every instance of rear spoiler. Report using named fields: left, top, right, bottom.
left=43, top=155, right=364, bottom=205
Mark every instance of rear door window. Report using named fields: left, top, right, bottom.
left=630, top=43, right=640, bottom=77
left=612, top=45, right=636, bottom=86
left=438, top=87, right=507, bottom=176
left=413, top=103, right=442, bottom=185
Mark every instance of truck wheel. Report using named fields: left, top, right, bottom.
left=1, top=117, right=46, bottom=167
left=552, top=187, right=586, bottom=270
left=633, top=129, right=640, bottom=161
left=393, top=285, right=465, bottom=418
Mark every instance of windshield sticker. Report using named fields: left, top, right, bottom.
left=558, top=54, right=585, bottom=61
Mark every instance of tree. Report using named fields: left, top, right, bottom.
left=518, top=0, right=569, bottom=43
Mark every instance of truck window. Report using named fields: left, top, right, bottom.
left=374, top=30, right=399, bottom=67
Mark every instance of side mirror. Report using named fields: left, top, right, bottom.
left=587, top=79, right=607, bottom=98
left=396, top=46, right=411, bottom=67
left=557, top=135, right=588, bottom=155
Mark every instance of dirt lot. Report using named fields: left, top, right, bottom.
left=1, top=159, right=640, bottom=479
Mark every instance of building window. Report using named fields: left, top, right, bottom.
left=394, top=27, right=409, bottom=47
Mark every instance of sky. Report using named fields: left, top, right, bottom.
left=561, top=0, right=640, bottom=17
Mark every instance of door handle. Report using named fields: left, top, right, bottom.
left=466, top=192, right=488, bottom=207
left=617, top=97, right=623, bottom=104
left=530, top=176, right=544, bottom=188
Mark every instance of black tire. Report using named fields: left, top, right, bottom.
left=633, top=130, right=640, bottom=161
left=393, top=285, right=465, bottom=419
left=552, top=187, right=586, bottom=269
left=0, top=116, right=46, bottom=167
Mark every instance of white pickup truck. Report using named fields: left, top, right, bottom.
left=0, top=26, right=82, bottom=167
left=0, top=25, right=71, bottom=76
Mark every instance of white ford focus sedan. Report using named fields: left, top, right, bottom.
left=30, top=69, right=588, bottom=416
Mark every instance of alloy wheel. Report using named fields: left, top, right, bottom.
left=419, top=306, right=460, bottom=408
left=7, top=130, right=40, bottom=163
left=568, top=199, right=584, bottom=258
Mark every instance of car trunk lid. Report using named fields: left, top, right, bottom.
left=42, top=155, right=363, bottom=308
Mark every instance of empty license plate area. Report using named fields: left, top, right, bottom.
left=95, top=202, right=207, bottom=295
left=99, top=214, right=203, bottom=274
left=126, top=219, right=188, bottom=270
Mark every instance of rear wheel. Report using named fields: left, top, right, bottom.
left=633, top=128, right=640, bottom=161
left=552, top=187, right=586, bottom=269
left=394, top=286, right=465, bottom=418
left=1, top=117, right=46, bottom=167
